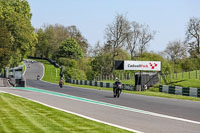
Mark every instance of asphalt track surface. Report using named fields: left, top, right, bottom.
left=1, top=61, right=200, bottom=133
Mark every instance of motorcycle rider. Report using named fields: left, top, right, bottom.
left=59, top=77, right=64, bottom=88
left=113, top=77, right=122, bottom=97
left=37, top=75, right=40, bottom=80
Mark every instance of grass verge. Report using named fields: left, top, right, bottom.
left=0, top=93, right=133, bottom=133
left=32, top=59, right=60, bottom=84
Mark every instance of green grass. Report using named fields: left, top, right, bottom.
left=32, top=59, right=61, bottom=84
left=0, top=93, right=133, bottom=133
left=102, top=71, right=200, bottom=88
left=33, top=58, right=200, bottom=101
left=19, top=62, right=26, bottom=75
left=160, top=71, right=200, bottom=88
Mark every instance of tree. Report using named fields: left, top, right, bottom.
left=138, top=24, right=155, bottom=55
left=67, top=25, right=88, bottom=55
left=185, top=17, right=200, bottom=56
left=105, top=14, right=130, bottom=72
left=57, top=38, right=83, bottom=59
left=126, top=21, right=141, bottom=60
left=34, top=28, right=49, bottom=58
left=0, top=0, right=37, bottom=67
left=164, top=40, right=187, bottom=72
left=91, top=53, right=113, bottom=77
left=35, top=24, right=89, bottom=58
left=0, top=19, right=13, bottom=69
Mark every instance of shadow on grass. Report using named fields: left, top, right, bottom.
left=168, top=80, right=186, bottom=84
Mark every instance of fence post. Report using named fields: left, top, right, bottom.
left=182, top=71, right=183, bottom=80
left=196, top=70, right=197, bottom=79
left=160, top=73, right=162, bottom=84
left=189, top=71, right=190, bottom=79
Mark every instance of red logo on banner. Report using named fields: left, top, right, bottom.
left=149, top=63, right=157, bottom=69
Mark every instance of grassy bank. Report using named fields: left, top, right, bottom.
left=0, top=93, right=132, bottom=133
left=160, top=70, right=200, bottom=88
left=33, top=59, right=60, bottom=84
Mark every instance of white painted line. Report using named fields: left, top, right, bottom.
left=0, top=90, right=7, bottom=93
left=22, top=62, right=26, bottom=75
left=0, top=90, right=143, bottom=133
left=40, top=62, right=45, bottom=80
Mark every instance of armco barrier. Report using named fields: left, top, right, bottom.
left=66, top=78, right=136, bottom=91
left=159, top=85, right=200, bottom=97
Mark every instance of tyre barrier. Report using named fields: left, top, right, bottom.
left=159, top=85, right=200, bottom=97
left=66, top=78, right=136, bottom=91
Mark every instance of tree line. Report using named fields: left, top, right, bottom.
left=0, top=0, right=200, bottom=81
left=0, top=0, right=37, bottom=70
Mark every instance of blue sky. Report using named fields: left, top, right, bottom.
left=28, top=0, right=200, bottom=52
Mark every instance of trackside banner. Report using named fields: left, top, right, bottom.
left=124, top=61, right=161, bottom=71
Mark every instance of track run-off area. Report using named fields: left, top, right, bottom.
left=1, top=61, right=200, bottom=133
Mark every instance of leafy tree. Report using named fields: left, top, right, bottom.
left=0, top=0, right=37, bottom=67
left=181, top=58, right=200, bottom=71
left=34, top=28, right=49, bottom=57
left=0, top=19, right=13, bottom=69
left=57, top=38, right=83, bottom=59
left=185, top=17, right=200, bottom=56
left=105, top=14, right=130, bottom=72
left=64, top=67, right=87, bottom=80
left=57, top=58, right=77, bottom=68
left=67, top=25, right=88, bottom=55
left=138, top=52, right=172, bottom=74
left=164, top=40, right=187, bottom=72
left=35, top=24, right=89, bottom=58
left=91, top=53, right=112, bottom=79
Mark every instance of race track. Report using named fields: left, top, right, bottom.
left=1, top=61, right=200, bottom=133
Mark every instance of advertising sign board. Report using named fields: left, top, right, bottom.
left=124, top=61, right=161, bottom=71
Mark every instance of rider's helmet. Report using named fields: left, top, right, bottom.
left=115, top=77, right=120, bottom=82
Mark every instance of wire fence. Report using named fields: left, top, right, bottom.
left=160, top=70, right=200, bottom=81
left=95, top=73, right=136, bottom=81
left=95, top=70, right=200, bottom=82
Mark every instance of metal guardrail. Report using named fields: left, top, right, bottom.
left=5, top=65, right=26, bottom=87
left=159, top=85, right=200, bottom=97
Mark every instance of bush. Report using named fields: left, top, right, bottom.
left=64, top=68, right=87, bottom=80
left=181, top=58, right=200, bottom=71
left=57, top=58, right=77, bottom=68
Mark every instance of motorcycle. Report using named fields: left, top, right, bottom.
left=59, top=83, right=63, bottom=88
left=37, top=75, right=40, bottom=80
left=113, top=83, right=122, bottom=98
left=59, top=79, right=64, bottom=88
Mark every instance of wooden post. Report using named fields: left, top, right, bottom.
left=160, top=72, right=162, bottom=84
left=189, top=71, right=190, bottom=79
left=182, top=71, right=183, bottom=80
left=199, top=70, right=200, bottom=79
left=196, top=70, right=197, bottom=79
